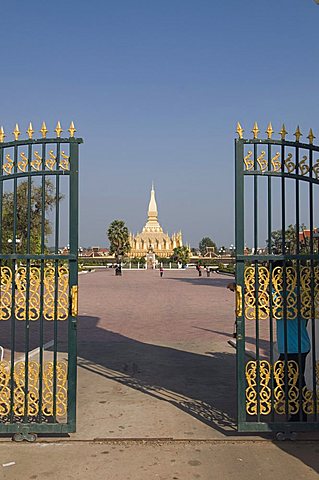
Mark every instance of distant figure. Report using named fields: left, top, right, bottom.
left=196, top=264, right=202, bottom=277
left=160, top=266, right=164, bottom=278
left=115, top=264, right=122, bottom=276
left=206, top=267, right=210, bottom=277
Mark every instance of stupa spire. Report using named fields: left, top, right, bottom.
left=148, top=183, right=158, bottom=221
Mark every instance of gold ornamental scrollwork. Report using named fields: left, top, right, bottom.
left=45, top=150, right=57, bottom=171
left=59, top=151, right=70, bottom=171
left=272, top=266, right=297, bottom=320
left=302, top=361, right=319, bottom=414
left=284, top=153, right=295, bottom=174
left=273, top=360, right=299, bottom=415
left=31, top=151, right=42, bottom=171
left=244, top=151, right=253, bottom=171
left=244, top=266, right=270, bottom=320
left=257, top=151, right=267, bottom=172
left=298, top=155, right=310, bottom=176
left=245, top=361, right=271, bottom=415
left=271, top=152, right=281, bottom=172
left=15, top=267, right=41, bottom=321
left=18, top=152, right=28, bottom=172
left=0, top=361, right=68, bottom=418
left=312, top=159, right=319, bottom=179
left=43, top=266, right=69, bottom=321
left=0, top=267, right=12, bottom=320
left=3, top=153, right=14, bottom=175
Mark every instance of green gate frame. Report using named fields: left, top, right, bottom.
left=235, top=122, right=319, bottom=434
left=0, top=122, right=82, bottom=439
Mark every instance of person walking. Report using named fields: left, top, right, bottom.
left=160, top=266, right=164, bottom=278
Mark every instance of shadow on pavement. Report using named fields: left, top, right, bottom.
left=76, top=315, right=237, bottom=436
left=164, top=276, right=232, bottom=288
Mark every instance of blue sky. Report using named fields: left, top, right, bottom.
left=1, top=0, right=319, bottom=248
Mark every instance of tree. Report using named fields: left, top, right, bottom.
left=199, top=237, right=217, bottom=256
left=107, top=220, right=131, bottom=261
left=2, top=179, right=60, bottom=255
left=268, top=224, right=307, bottom=254
left=171, top=246, right=190, bottom=266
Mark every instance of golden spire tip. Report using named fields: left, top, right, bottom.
left=0, top=126, right=5, bottom=143
left=27, top=122, right=34, bottom=139
left=294, top=125, right=302, bottom=142
left=40, top=121, right=48, bottom=138
left=55, top=121, right=63, bottom=138
left=251, top=121, right=260, bottom=139
left=307, top=128, right=315, bottom=145
left=13, top=123, right=21, bottom=141
left=279, top=124, right=288, bottom=140
left=266, top=122, right=274, bottom=139
left=236, top=122, right=244, bottom=139
left=68, top=121, right=76, bottom=137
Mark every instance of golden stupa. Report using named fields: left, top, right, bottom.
left=129, top=184, right=183, bottom=258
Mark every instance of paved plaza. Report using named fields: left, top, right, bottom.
left=1, top=269, right=319, bottom=479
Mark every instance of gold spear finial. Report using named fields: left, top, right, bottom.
left=0, top=126, right=5, bottom=143
left=236, top=122, right=244, bottom=139
left=279, top=124, right=288, bottom=140
left=27, top=122, right=34, bottom=139
left=68, top=121, right=76, bottom=137
left=294, top=125, right=302, bottom=142
left=266, top=122, right=274, bottom=139
left=40, top=121, right=48, bottom=138
left=307, top=128, right=315, bottom=145
left=13, top=124, right=20, bottom=141
left=55, top=121, right=63, bottom=138
left=251, top=122, right=260, bottom=139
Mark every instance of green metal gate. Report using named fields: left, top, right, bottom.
left=235, top=122, right=319, bottom=435
left=0, top=121, right=82, bottom=440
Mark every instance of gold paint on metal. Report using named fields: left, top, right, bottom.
left=0, top=267, right=12, bottom=320
left=273, top=360, right=299, bottom=415
left=45, top=150, right=56, bottom=171
left=271, top=152, right=281, bottom=172
left=13, top=123, right=20, bottom=141
left=302, top=362, right=319, bottom=414
left=279, top=124, right=288, bottom=140
left=40, top=121, right=48, bottom=138
left=307, top=128, right=315, bottom=145
left=18, top=152, right=28, bottom=172
left=43, top=266, right=69, bottom=321
left=3, top=153, right=14, bottom=175
left=244, top=265, right=319, bottom=321
left=0, top=126, right=5, bottom=143
left=0, top=266, right=69, bottom=322
left=257, top=151, right=267, bottom=172
left=55, top=121, right=63, bottom=138
left=313, top=159, right=319, bottom=179
left=59, top=151, right=70, bottom=171
left=68, top=121, right=76, bottom=137
left=245, top=361, right=271, bottom=415
left=294, top=125, right=302, bottom=142
left=298, top=155, right=310, bottom=176
left=251, top=122, right=260, bottom=139
left=236, top=122, right=244, bottom=139
left=71, top=285, right=78, bottom=317
left=284, top=153, right=295, bottom=173
left=27, top=122, right=34, bottom=139
left=266, top=122, right=274, bottom=139
left=0, top=360, right=67, bottom=417
left=244, top=266, right=270, bottom=320
left=244, top=151, right=254, bottom=170
left=245, top=360, right=312, bottom=416
left=15, top=267, right=41, bottom=321
left=31, top=151, right=42, bottom=171
left=235, top=285, right=242, bottom=317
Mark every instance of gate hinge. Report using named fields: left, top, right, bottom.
left=71, top=285, right=78, bottom=317
left=235, top=285, right=243, bottom=317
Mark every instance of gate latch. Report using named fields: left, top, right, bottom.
left=71, top=285, right=78, bottom=317
left=235, top=285, right=243, bottom=317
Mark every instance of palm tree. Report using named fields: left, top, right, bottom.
left=107, top=220, right=131, bottom=263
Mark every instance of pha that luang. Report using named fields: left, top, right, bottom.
left=129, top=185, right=183, bottom=258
